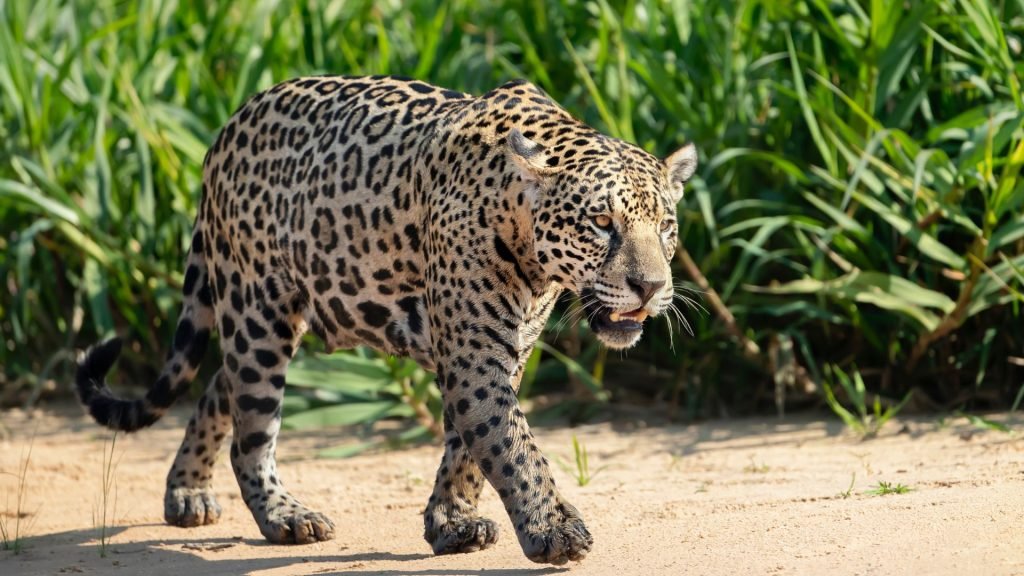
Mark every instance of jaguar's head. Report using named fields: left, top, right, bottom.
left=508, top=128, right=698, bottom=349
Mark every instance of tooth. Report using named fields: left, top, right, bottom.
left=609, top=311, right=621, bottom=322
left=634, top=311, right=649, bottom=322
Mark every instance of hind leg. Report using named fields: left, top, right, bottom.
left=165, top=370, right=232, bottom=527
left=219, top=302, right=335, bottom=544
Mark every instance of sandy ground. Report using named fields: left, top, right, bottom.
left=1, top=404, right=1023, bottom=576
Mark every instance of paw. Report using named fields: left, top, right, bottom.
left=258, top=505, right=335, bottom=544
left=164, top=487, right=222, bottom=527
left=521, top=510, right=593, bottom=565
left=428, top=517, right=499, bottom=555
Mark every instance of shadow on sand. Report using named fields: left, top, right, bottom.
left=3, top=524, right=571, bottom=576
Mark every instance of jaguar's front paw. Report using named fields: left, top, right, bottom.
left=165, top=487, right=222, bottom=527
left=520, top=504, right=593, bottom=565
left=427, top=517, right=500, bottom=555
left=258, top=504, right=335, bottom=544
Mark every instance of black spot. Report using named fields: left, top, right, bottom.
left=230, top=290, right=244, bottom=313
left=174, top=318, right=195, bottom=352
left=240, top=431, right=271, bottom=454
left=456, top=399, right=470, bottom=415
left=239, top=367, right=261, bottom=384
left=221, top=315, right=236, bottom=338
left=328, top=297, right=356, bottom=328
left=187, top=329, right=210, bottom=366
left=314, top=276, right=332, bottom=294
left=272, top=320, right=294, bottom=340
left=226, top=353, right=239, bottom=372
left=403, top=224, right=421, bottom=251
left=246, top=317, right=268, bottom=339
left=197, top=280, right=213, bottom=306
left=502, top=464, right=515, bottom=477
left=237, top=394, right=279, bottom=414
left=398, top=296, right=422, bottom=334
left=233, top=331, right=249, bottom=354
left=183, top=265, right=200, bottom=296
left=254, top=349, right=279, bottom=368
left=357, top=301, right=391, bottom=327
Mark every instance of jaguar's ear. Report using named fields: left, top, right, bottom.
left=507, top=128, right=558, bottom=182
left=664, top=142, right=698, bottom=203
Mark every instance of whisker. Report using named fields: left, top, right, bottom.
left=673, top=292, right=709, bottom=317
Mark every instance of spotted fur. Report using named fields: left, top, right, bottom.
left=75, top=75, right=697, bottom=564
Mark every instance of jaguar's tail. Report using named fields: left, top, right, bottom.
left=76, top=230, right=215, bottom=432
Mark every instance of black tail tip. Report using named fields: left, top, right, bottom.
left=76, top=337, right=123, bottom=402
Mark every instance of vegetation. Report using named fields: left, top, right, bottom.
left=1, top=1, right=1022, bottom=432
left=556, top=434, right=605, bottom=486
left=822, top=364, right=912, bottom=438
left=0, top=433, right=35, bottom=554
left=864, top=481, right=912, bottom=496
left=93, top=432, right=119, bottom=557
left=838, top=472, right=856, bottom=499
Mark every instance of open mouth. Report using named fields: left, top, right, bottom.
left=581, top=293, right=649, bottom=334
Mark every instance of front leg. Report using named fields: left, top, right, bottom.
left=424, top=286, right=561, bottom=556
left=423, top=414, right=499, bottom=554
left=428, top=290, right=592, bottom=564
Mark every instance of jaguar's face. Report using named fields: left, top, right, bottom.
left=507, top=129, right=698, bottom=349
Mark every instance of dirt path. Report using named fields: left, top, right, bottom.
left=1, top=404, right=1022, bottom=575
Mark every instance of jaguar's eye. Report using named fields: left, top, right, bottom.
left=591, top=214, right=613, bottom=231
left=660, top=219, right=674, bottom=233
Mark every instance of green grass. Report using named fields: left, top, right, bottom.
left=93, top=432, right=119, bottom=557
left=838, top=472, right=857, bottom=499
left=823, top=364, right=912, bottom=439
left=864, top=481, right=912, bottom=496
left=0, top=434, right=35, bottom=554
left=743, top=457, right=770, bottom=474
left=1, top=0, right=1022, bottom=425
left=556, top=434, right=605, bottom=487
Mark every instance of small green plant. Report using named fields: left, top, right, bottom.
left=556, top=435, right=605, bottom=487
left=838, top=472, right=856, bottom=499
left=92, top=432, right=120, bottom=557
left=864, top=481, right=911, bottom=496
left=667, top=454, right=683, bottom=471
left=743, top=457, right=770, bottom=474
left=823, top=365, right=912, bottom=439
left=0, top=434, right=36, bottom=554
left=959, top=412, right=1012, bottom=433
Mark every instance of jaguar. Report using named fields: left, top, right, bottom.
left=76, top=75, right=698, bottom=565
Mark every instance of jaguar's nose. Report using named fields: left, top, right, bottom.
left=626, top=277, right=666, bottom=306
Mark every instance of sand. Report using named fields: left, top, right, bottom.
left=1, top=404, right=1022, bottom=576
